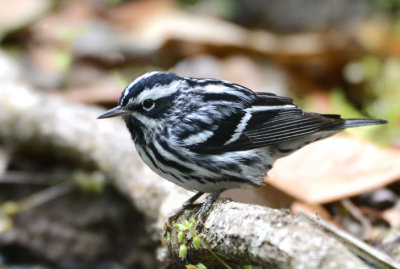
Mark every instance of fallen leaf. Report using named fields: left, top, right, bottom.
left=59, top=75, right=122, bottom=104
left=291, top=201, right=334, bottom=224
left=223, top=185, right=294, bottom=209
left=382, top=205, right=400, bottom=228
left=267, top=135, right=400, bottom=204
left=107, top=1, right=354, bottom=60
left=0, top=0, right=52, bottom=36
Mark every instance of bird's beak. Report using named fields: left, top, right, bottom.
left=97, top=106, right=127, bottom=119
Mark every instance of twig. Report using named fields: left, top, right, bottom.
left=341, top=198, right=373, bottom=239
left=0, top=171, right=69, bottom=185
left=18, top=182, right=74, bottom=212
left=301, top=210, right=400, bottom=269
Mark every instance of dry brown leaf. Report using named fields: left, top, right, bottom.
left=291, top=201, right=334, bottom=224
left=223, top=185, right=294, bottom=209
left=267, top=135, right=400, bottom=204
left=109, top=3, right=349, bottom=58
left=59, top=76, right=122, bottom=104
left=106, top=0, right=174, bottom=27
left=31, top=1, right=97, bottom=44
left=0, top=0, right=52, bottom=35
left=354, top=20, right=400, bottom=57
left=382, top=207, right=400, bottom=227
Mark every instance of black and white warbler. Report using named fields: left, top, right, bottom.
left=98, top=71, right=386, bottom=219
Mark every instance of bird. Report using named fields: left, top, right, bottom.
left=98, top=71, right=386, bottom=221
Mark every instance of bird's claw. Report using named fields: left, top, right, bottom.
left=161, top=202, right=196, bottom=244
left=161, top=190, right=224, bottom=243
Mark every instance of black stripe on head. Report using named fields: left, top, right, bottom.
left=119, top=72, right=181, bottom=106
left=138, top=93, right=179, bottom=119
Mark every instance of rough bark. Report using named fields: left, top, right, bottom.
left=166, top=201, right=377, bottom=268
left=0, top=52, right=392, bottom=268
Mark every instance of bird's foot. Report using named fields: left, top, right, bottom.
left=162, top=189, right=224, bottom=244
left=194, top=189, right=224, bottom=228
left=162, top=192, right=203, bottom=244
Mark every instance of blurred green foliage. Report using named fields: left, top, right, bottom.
left=106, top=0, right=124, bottom=6
left=178, top=0, right=237, bottom=18
left=56, top=25, right=88, bottom=44
left=363, top=58, right=400, bottom=145
left=72, top=171, right=106, bottom=194
left=340, top=55, right=400, bottom=146
left=53, top=48, right=72, bottom=72
left=378, top=0, right=400, bottom=12
left=329, top=89, right=388, bottom=145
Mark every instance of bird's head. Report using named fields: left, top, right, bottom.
left=97, top=72, right=185, bottom=128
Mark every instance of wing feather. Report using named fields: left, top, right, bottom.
left=187, top=92, right=345, bottom=154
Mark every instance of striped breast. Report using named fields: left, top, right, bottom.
left=135, top=130, right=269, bottom=192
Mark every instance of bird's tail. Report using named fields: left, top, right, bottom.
left=341, top=118, right=387, bottom=129
left=319, top=114, right=387, bottom=131
left=320, top=114, right=387, bottom=129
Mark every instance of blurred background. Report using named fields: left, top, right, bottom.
left=0, top=0, right=399, bottom=268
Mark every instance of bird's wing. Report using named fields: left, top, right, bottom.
left=187, top=92, right=344, bottom=154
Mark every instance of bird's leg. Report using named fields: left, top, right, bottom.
left=194, top=189, right=224, bottom=227
left=162, top=190, right=224, bottom=242
left=165, top=191, right=204, bottom=228
left=162, top=192, right=204, bottom=243
left=182, top=191, right=205, bottom=208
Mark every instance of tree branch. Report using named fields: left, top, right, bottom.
left=166, top=201, right=374, bottom=268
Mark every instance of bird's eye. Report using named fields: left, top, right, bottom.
left=142, top=99, right=155, bottom=111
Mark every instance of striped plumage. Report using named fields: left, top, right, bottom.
left=98, top=71, right=386, bottom=214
